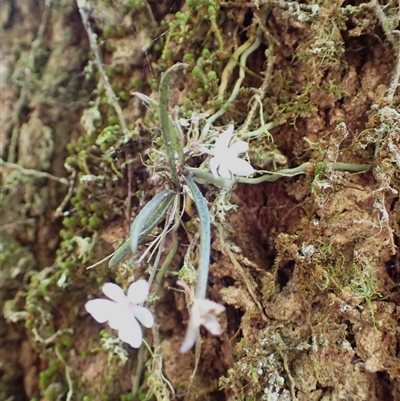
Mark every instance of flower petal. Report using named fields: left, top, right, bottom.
left=85, top=299, right=118, bottom=324
left=217, top=162, right=232, bottom=179
left=127, top=279, right=149, bottom=304
left=118, top=318, right=143, bottom=348
left=195, top=298, right=225, bottom=335
left=229, top=140, right=249, bottom=155
left=227, top=158, right=254, bottom=177
left=211, top=154, right=232, bottom=178
left=134, top=306, right=154, bottom=328
left=195, top=298, right=225, bottom=317
left=209, top=157, right=220, bottom=178
left=179, top=299, right=225, bottom=353
left=214, top=125, right=234, bottom=154
left=179, top=318, right=200, bottom=353
left=202, top=314, right=223, bottom=335
left=108, top=306, right=131, bottom=330
left=102, top=283, right=126, bottom=303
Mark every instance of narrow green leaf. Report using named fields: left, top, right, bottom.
left=130, top=189, right=175, bottom=255
left=109, top=191, right=175, bottom=267
left=159, top=63, right=187, bottom=187
left=184, top=176, right=211, bottom=300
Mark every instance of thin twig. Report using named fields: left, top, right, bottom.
left=387, top=50, right=400, bottom=104
left=201, top=21, right=260, bottom=136
left=86, top=253, right=113, bottom=269
left=8, top=0, right=53, bottom=163
left=362, top=0, right=400, bottom=103
left=32, top=328, right=74, bottom=345
left=217, top=223, right=268, bottom=322
left=78, top=1, right=129, bottom=137
left=1, top=158, right=69, bottom=184
left=241, top=6, right=275, bottom=134
left=54, top=169, right=77, bottom=218
left=55, top=347, right=74, bottom=401
left=275, top=333, right=297, bottom=401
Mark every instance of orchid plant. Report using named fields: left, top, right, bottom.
left=86, top=63, right=372, bottom=353
left=87, top=64, right=231, bottom=352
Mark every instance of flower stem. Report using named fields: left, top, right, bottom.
left=78, top=3, right=129, bottom=138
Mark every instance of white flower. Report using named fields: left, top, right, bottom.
left=85, top=280, right=154, bottom=348
left=180, top=298, right=225, bottom=353
left=209, top=125, right=254, bottom=179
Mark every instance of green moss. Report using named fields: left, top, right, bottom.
left=81, top=350, right=90, bottom=359
left=153, top=42, right=163, bottom=52
left=207, top=70, right=217, bottom=82
left=183, top=98, right=193, bottom=109
left=310, top=162, right=327, bottom=194
left=183, top=53, right=195, bottom=63
left=60, top=335, right=72, bottom=348
left=77, top=209, right=87, bottom=218
left=102, top=26, right=115, bottom=39
left=8, top=241, right=19, bottom=252
left=66, top=143, right=75, bottom=153
left=96, top=124, right=122, bottom=153
left=164, top=49, right=175, bottom=62
left=89, top=202, right=101, bottom=212
left=118, top=91, right=128, bottom=101
left=191, top=65, right=207, bottom=84
left=178, top=263, right=198, bottom=285
left=65, top=155, right=78, bottom=168
left=80, top=216, right=89, bottom=226
left=75, top=185, right=87, bottom=200
left=107, top=115, right=119, bottom=125
left=100, top=209, right=110, bottom=219
left=88, top=215, right=102, bottom=231
left=130, top=77, right=142, bottom=87
left=38, top=359, right=60, bottom=390
left=120, top=393, right=135, bottom=401
left=201, top=48, right=211, bottom=58
left=175, top=10, right=190, bottom=24
left=60, top=261, right=74, bottom=270
left=62, top=216, right=79, bottom=229
left=123, top=0, right=144, bottom=12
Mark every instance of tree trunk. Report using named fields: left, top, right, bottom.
left=1, top=0, right=399, bottom=400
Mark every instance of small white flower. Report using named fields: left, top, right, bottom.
left=209, top=125, right=254, bottom=179
left=85, top=280, right=154, bottom=348
left=180, top=298, right=226, bottom=353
